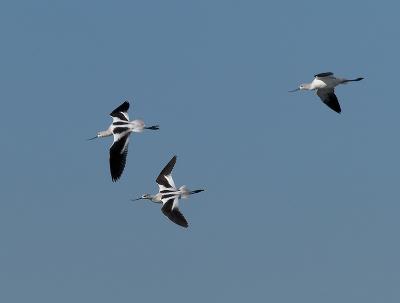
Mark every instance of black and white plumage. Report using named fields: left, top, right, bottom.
left=110, top=101, right=130, bottom=121
left=289, top=72, right=364, bottom=113
left=109, top=132, right=130, bottom=182
left=314, top=72, right=334, bottom=78
left=109, top=102, right=131, bottom=181
left=316, top=88, right=341, bottom=114
left=88, top=101, right=159, bottom=182
left=156, top=155, right=177, bottom=190
left=131, top=155, right=204, bottom=228
left=161, top=198, right=189, bottom=228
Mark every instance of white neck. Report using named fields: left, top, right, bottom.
left=98, top=129, right=113, bottom=138
left=303, top=83, right=314, bottom=90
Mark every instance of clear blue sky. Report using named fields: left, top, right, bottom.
left=1, top=0, right=399, bottom=302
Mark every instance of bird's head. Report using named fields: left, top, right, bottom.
left=289, top=83, right=309, bottom=92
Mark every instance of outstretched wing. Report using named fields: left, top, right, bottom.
left=317, top=88, right=341, bottom=114
left=156, top=155, right=177, bottom=191
left=110, top=101, right=130, bottom=122
left=161, top=198, right=188, bottom=228
left=109, top=131, right=130, bottom=182
left=314, top=72, right=334, bottom=78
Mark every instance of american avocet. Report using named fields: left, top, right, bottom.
left=289, top=72, right=364, bottom=113
left=88, top=101, right=159, bottom=182
left=132, top=155, right=204, bottom=228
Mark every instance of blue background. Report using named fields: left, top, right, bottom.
left=0, top=1, right=399, bottom=302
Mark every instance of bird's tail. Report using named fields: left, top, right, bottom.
left=343, top=77, right=364, bottom=83
left=145, top=125, right=159, bottom=130
left=179, top=186, right=204, bottom=199
left=180, top=186, right=190, bottom=199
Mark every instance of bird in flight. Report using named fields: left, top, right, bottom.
left=88, top=101, right=159, bottom=182
left=131, top=155, right=204, bottom=228
left=289, top=72, right=364, bottom=113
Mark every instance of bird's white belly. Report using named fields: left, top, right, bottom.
left=311, top=79, right=328, bottom=89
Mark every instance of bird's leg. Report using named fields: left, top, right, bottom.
left=145, top=125, right=159, bottom=130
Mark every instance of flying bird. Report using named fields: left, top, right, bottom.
left=289, top=72, right=364, bottom=113
left=131, top=155, right=204, bottom=228
left=88, top=101, right=159, bottom=182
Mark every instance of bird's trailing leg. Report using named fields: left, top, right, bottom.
left=180, top=186, right=205, bottom=199
left=145, top=125, right=160, bottom=130
left=190, top=189, right=204, bottom=194
left=343, top=77, right=364, bottom=83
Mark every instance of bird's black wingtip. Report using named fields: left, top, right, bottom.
left=314, top=72, right=333, bottom=77
left=110, top=101, right=130, bottom=117
left=111, top=173, right=122, bottom=182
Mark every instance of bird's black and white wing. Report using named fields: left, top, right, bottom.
left=314, top=72, right=334, bottom=78
left=161, top=197, right=188, bottom=228
left=109, top=128, right=131, bottom=182
left=110, top=101, right=130, bottom=122
left=156, top=155, right=177, bottom=191
left=317, top=88, right=342, bottom=114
